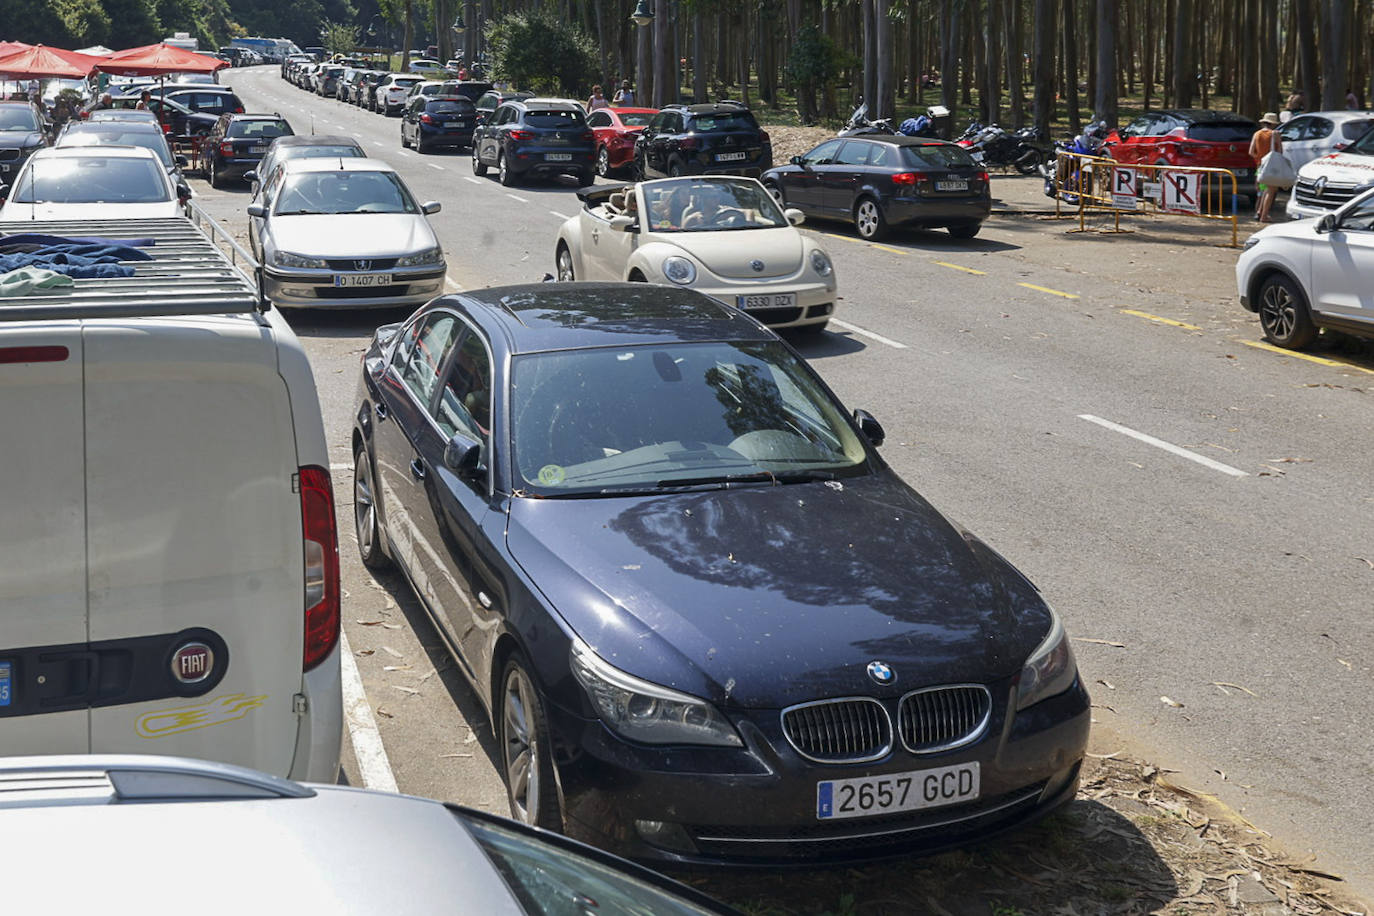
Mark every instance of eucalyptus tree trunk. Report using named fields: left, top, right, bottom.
left=939, top=0, right=959, bottom=112
left=1063, top=0, right=1081, bottom=133
left=692, top=8, right=706, bottom=103
left=983, top=0, right=1001, bottom=124
left=1095, top=0, right=1120, bottom=124
left=1033, top=0, right=1056, bottom=135
left=636, top=18, right=652, bottom=106
left=401, top=0, right=414, bottom=72
left=875, top=0, right=894, bottom=118
left=1005, top=0, right=1024, bottom=126
left=1259, top=0, right=1278, bottom=113
left=652, top=3, right=670, bottom=106
left=1172, top=0, right=1193, bottom=107
left=1320, top=0, right=1350, bottom=109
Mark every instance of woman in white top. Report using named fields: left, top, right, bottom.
left=587, top=85, right=610, bottom=111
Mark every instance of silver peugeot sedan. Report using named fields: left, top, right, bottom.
left=1, top=755, right=741, bottom=914
left=249, top=157, right=446, bottom=309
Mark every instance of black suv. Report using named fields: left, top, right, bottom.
left=634, top=102, right=772, bottom=180
left=471, top=98, right=595, bottom=186
left=0, top=102, right=49, bottom=190
left=474, top=88, right=533, bottom=126
left=202, top=113, right=294, bottom=187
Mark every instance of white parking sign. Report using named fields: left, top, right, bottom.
left=1163, top=171, right=1201, bottom=214
left=1111, top=166, right=1137, bottom=210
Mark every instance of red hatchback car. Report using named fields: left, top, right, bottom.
left=587, top=106, right=658, bottom=176
left=1102, top=109, right=1259, bottom=199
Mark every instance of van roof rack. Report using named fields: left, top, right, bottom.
left=0, top=215, right=266, bottom=323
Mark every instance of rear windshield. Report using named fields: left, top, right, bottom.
left=228, top=119, right=292, bottom=139
left=1342, top=119, right=1374, bottom=141
left=13, top=156, right=169, bottom=204
left=902, top=144, right=977, bottom=169
left=282, top=145, right=363, bottom=161
left=617, top=112, right=653, bottom=127
left=391, top=77, right=422, bottom=87
left=1185, top=122, right=1257, bottom=142
left=526, top=110, right=585, bottom=128
left=59, top=128, right=173, bottom=167
left=688, top=111, right=759, bottom=132
left=177, top=92, right=242, bottom=114
left=428, top=99, right=475, bottom=114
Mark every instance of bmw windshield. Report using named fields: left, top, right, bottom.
left=511, top=340, right=870, bottom=495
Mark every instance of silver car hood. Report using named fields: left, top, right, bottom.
left=267, top=213, right=438, bottom=258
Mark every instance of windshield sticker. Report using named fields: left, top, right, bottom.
left=538, top=464, right=566, bottom=486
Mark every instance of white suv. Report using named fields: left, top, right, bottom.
left=374, top=74, right=423, bottom=116
left=1237, top=187, right=1374, bottom=348
left=0, top=215, right=342, bottom=781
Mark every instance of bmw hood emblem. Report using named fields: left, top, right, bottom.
left=866, top=661, right=895, bottom=685
left=750, top=259, right=765, bottom=272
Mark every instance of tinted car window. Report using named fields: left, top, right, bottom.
left=182, top=92, right=242, bottom=113
left=802, top=140, right=841, bottom=165
left=617, top=112, right=653, bottom=127
left=903, top=144, right=977, bottom=169
left=1307, top=117, right=1334, bottom=140
left=835, top=142, right=871, bottom=166
left=13, top=156, right=169, bottom=204
left=228, top=119, right=292, bottom=139
left=511, top=339, right=867, bottom=493
left=587, top=111, right=611, bottom=128
left=427, top=99, right=475, bottom=115
left=1277, top=118, right=1310, bottom=142
left=525, top=109, right=584, bottom=128
left=435, top=331, right=492, bottom=440
left=398, top=314, right=460, bottom=407
left=281, top=145, right=363, bottom=162
left=1341, top=119, right=1374, bottom=140
left=688, top=111, right=759, bottom=132
left=1185, top=121, right=1257, bottom=141
left=0, top=107, right=39, bottom=131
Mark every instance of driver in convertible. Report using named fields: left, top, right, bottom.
left=681, top=186, right=739, bottom=230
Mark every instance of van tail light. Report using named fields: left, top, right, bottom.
left=299, top=466, right=340, bottom=672
left=219, top=141, right=234, bottom=157
left=891, top=171, right=928, bottom=185
left=510, top=129, right=534, bottom=141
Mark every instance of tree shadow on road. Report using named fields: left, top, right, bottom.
left=677, top=799, right=1178, bottom=916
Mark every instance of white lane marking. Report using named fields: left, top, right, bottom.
left=830, top=318, right=909, bottom=350
left=339, top=630, right=400, bottom=793
left=463, top=176, right=482, bottom=185
left=505, top=193, right=529, bottom=203
left=397, top=149, right=414, bottom=157
left=427, top=163, right=444, bottom=171
left=1077, top=414, right=1248, bottom=478
left=445, top=274, right=463, bottom=291
left=549, top=209, right=571, bottom=219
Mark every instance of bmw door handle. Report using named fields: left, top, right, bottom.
left=410, top=457, right=426, bottom=481
left=374, top=401, right=389, bottom=421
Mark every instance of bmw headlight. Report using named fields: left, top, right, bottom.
left=397, top=246, right=443, bottom=267
left=810, top=248, right=833, bottom=276
left=273, top=250, right=328, bottom=269
left=570, top=639, right=742, bottom=747
left=1015, top=609, right=1078, bottom=711
left=661, top=255, right=697, bottom=285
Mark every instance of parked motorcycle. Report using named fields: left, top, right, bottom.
left=957, top=121, right=1054, bottom=174
left=839, top=101, right=896, bottom=138
left=898, top=104, right=952, bottom=139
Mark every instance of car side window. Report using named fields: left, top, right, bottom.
left=868, top=144, right=893, bottom=166
left=670, top=113, right=685, bottom=132
left=1309, top=117, right=1333, bottom=140
left=397, top=314, right=460, bottom=408
left=1340, top=196, right=1374, bottom=231
left=1121, top=117, right=1150, bottom=138
left=802, top=140, right=841, bottom=165
left=434, top=329, right=493, bottom=441
left=835, top=141, right=872, bottom=166
left=587, top=111, right=610, bottom=128
left=1277, top=118, right=1308, bottom=142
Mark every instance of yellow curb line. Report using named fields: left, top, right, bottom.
left=1239, top=339, right=1374, bottom=375
left=1120, top=309, right=1202, bottom=330
left=1019, top=282, right=1080, bottom=299
left=933, top=261, right=987, bottom=275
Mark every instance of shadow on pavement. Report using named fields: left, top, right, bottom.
left=679, top=799, right=1178, bottom=916
left=786, top=327, right=867, bottom=360
left=278, top=304, right=415, bottom=339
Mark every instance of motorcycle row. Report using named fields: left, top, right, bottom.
left=839, top=101, right=1060, bottom=175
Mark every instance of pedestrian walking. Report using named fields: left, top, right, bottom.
left=1250, top=112, right=1285, bottom=223
left=1284, top=89, right=1305, bottom=117
left=587, top=85, right=610, bottom=111
left=612, top=79, right=635, bottom=107
left=1346, top=88, right=1360, bottom=110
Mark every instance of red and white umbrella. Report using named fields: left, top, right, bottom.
left=0, top=44, right=105, bottom=80
left=100, top=42, right=228, bottom=76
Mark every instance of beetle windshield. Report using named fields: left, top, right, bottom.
left=640, top=177, right=789, bottom=232
left=511, top=340, right=869, bottom=495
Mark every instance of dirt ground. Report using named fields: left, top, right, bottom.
left=679, top=732, right=1372, bottom=916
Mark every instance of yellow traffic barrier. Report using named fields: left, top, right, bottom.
left=1049, top=152, right=1241, bottom=248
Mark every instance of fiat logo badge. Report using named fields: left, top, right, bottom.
left=866, top=661, right=895, bottom=685
left=171, top=642, right=214, bottom=684
left=750, top=259, right=765, bottom=272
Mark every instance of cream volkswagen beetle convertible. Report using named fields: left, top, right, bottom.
left=554, top=176, right=838, bottom=334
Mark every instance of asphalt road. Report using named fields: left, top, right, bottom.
left=204, top=66, right=1374, bottom=897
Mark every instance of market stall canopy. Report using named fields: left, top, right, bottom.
left=0, top=44, right=105, bottom=79
left=0, top=42, right=34, bottom=56
left=100, top=42, right=228, bottom=76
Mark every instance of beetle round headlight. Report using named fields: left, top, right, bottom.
left=662, top=255, right=697, bottom=285
left=810, top=249, right=833, bottom=276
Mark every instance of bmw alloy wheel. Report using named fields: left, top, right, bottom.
left=501, top=661, right=558, bottom=828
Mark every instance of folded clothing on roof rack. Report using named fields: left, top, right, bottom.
left=0, top=266, right=76, bottom=296
left=0, top=233, right=158, bottom=250
left=0, top=234, right=155, bottom=280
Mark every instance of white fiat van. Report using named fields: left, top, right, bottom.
left=0, top=215, right=341, bottom=781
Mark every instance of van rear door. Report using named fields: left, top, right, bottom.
left=0, top=325, right=91, bottom=753
left=82, top=319, right=305, bottom=776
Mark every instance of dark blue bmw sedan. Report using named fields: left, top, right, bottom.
left=350, top=283, right=1089, bottom=865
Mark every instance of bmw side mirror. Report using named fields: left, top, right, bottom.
left=422, top=200, right=441, bottom=215
left=175, top=154, right=188, bottom=167
left=243, top=169, right=257, bottom=183
left=790, top=154, right=804, bottom=166
left=784, top=207, right=805, bottom=226
left=853, top=409, right=885, bottom=447
left=444, top=432, right=483, bottom=477
left=246, top=203, right=266, bottom=218
left=608, top=214, right=636, bottom=232
left=1317, top=213, right=1337, bottom=233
